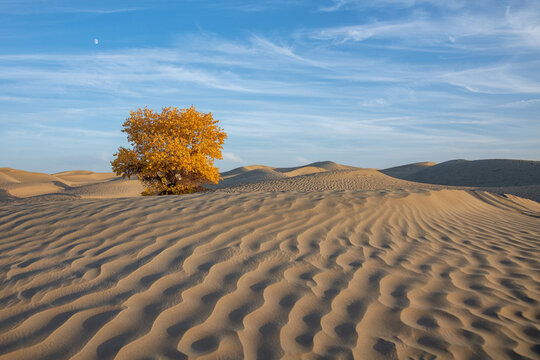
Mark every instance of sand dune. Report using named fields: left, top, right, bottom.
left=63, top=178, right=145, bottom=199
left=219, top=167, right=289, bottom=188
left=0, top=168, right=70, bottom=197
left=54, top=170, right=118, bottom=186
left=380, top=161, right=437, bottom=178
left=275, top=161, right=357, bottom=173
left=217, top=168, right=448, bottom=192
left=0, top=168, right=142, bottom=199
left=0, top=168, right=67, bottom=184
left=388, top=159, right=540, bottom=187
left=0, top=189, right=539, bottom=359
left=2, top=160, right=539, bottom=202
left=0, top=172, right=20, bottom=185
left=215, top=161, right=442, bottom=193
left=217, top=161, right=355, bottom=189
left=0, top=190, right=15, bottom=202
left=380, top=159, right=540, bottom=203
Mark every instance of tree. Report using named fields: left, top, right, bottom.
left=111, top=106, right=227, bottom=195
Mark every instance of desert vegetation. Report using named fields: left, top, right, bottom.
left=111, top=106, right=227, bottom=195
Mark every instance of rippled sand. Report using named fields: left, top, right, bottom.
left=1, top=189, right=539, bottom=359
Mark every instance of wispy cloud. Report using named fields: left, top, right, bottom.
left=0, top=0, right=143, bottom=15
left=35, top=124, right=121, bottom=138
left=0, top=95, right=30, bottom=102
left=249, top=35, right=323, bottom=67
left=504, top=4, right=540, bottom=49
left=201, top=0, right=306, bottom=12
left=222, top=152, right=243, bottom=162
left=319, top=0, right=353, bottom=12
left=439, top=64, right=540, bottom=94
left=318, top=0, right=469, bottom=12
left=293, top=155, right=310, bottom=164
left=360, top=98, right=388, bottom=107
left=313, top=21, right=433, bottom=43
left=311, top=4, right=540, bottom=52
left=1, top=1, right=539, bottom=171
left=497, top=98, right=540, bottom=108
left=56, top=7, right=143, bottom=14
left=0, top=39, right=335, bottom=99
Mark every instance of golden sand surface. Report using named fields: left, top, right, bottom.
left=0, top=161, right=539, bottom=359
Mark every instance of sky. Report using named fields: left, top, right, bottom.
left=1, top=0, right=539, bottom=173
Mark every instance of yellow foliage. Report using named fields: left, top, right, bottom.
left=111, top=106, right=227, bottom=195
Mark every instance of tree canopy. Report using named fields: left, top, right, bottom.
left=111, top=106, right=227, bottom=195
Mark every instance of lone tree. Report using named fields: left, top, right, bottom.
left=111, top=106, right=227, bottom=195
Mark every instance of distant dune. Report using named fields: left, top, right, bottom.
left=384, top=159, right=540, bottom=187
left=275, top=160, right=357, bottom=172
left=64, top=177, right=146, bottom=199
left=0, top=168, right=143, bottom=199
left=380, top=161, right=437, bottom=178
left=0, top=172, right=21, bottom=185
left=217, top=161, right=356, bottom=189
left=217, top=160, right=432, bottom=192
left=1, top=159, right=540, bottom=202
left=216, top=168, right=444, bottom=192
left=54, top=170, right=118, bottom=186
left=0, top=168, right=68, bottom=197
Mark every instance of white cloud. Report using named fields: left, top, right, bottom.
left=94, top=38, right=99, bottom=45
left=1, top=34, right=538, bottom=102
left=96, top=151, right=112, bottom=162
left=0, top=52, right=266, bottom=95
left=35, top=124, right=121, bottom=138
left=439, top=65, right=540, bottom=94
left=1, top=21, right=539, bottom=170
left=497, top=98, right=540, bottom=108
left=0, top=2, right=143, bottom=15
left=0, top=95, right=29, bottom=102
left=293, top=156, right=310, bottom=164
left=222, top=152, right=243, bottom=162
left=311, top=4, right=540, bottom=52
left=202, top=0, right=305, bottom=13
left=319, top=0, right=352, bottom=12
left=249, top=35, right=321, bottom=67
left=313, top=21, right=429, bottom=43
left=59, top=8, right=142, bottom=14
left=360, top=98, right=387, bottom=107
left=505, top=4, right=540, bottom=49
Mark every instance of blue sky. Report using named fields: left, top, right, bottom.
left=1, top=0, right=539, bottom=173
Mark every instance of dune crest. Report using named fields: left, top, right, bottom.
left=54, top=170, right=118, bottom=186
left=0, top=189, right=539, bottom=359
left=217, top=161, right=355, bottom=189
left=0, top=172, right=21, bottom=185
left=385, top=159, right=540, bottom=187
left=0, top=168, right=144, bottom=199
left=2, top=159, right=539, bottom=202
left=380, top=161, right=437, bottom=178
left=381, top=159, right=540, bottom=203
left=217, top=168, right=444, bottom=192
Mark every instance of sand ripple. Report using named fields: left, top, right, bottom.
left=0, top=190, right=539, bottom=359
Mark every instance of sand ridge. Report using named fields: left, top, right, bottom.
left=53, top=170, right=118, bottom=187
left=215, top=168, right=449, bottom=193
left=2, top=160, right=540, bottom=202
left=0, top=168, right=144, bottom=199
left=217, top=161, right=355, bottom=189
left=0, top=189, right=539, bottom=359
left=380, top=159, right=540, bottom=203
left=380, top=161, right=437, bottom=178
left=385, top=159, right=540, bottom=187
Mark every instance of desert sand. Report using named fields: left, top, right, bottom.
left=0, top=160, right=539, bottom=359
